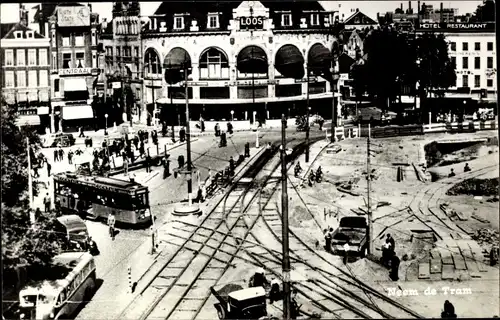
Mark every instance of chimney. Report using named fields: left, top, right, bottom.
left=401, top=3, right=403, bottom=10
left=440, top=2, right=443, bottom=21
left=418, top=1, right=421, bottom=14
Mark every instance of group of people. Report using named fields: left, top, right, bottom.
left=448, top=163, right=472, bottom=178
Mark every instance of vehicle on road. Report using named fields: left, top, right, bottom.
left=18, top=252, right=96, bottom=320
left=53, top=172, right=151, bottom=227
left=211, top=286, right=268, bottom=320
left=41, top=133, right=76, bottom=148
left=330, top=216, right=368, bottom=257
left=56, top=215, right=89, bottom=251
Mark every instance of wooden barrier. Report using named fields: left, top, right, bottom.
left=423, top=121, right=497, bottom=134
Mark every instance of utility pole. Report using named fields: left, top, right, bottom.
left=281, top=114, right=291, bottom=320
left=185, top=64, right=193, bottom=206
left=170, top=83, right=175, bottom=142
left=305, top=64, right=310, bottom=163
left=26, top=137, right=33, bottom=210
left=367, top=136, right=373, bottom=255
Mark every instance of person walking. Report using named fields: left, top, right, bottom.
left=139, top=141, right=145, bottom=157
left=179, top=127, right=186, bottom=142
left=107, top=212, right=116, bottom=240
left=386, top=234, right=395, bottom=256
left=145, top=152, right=152, bottom=173
left=178, top=155, right=185, bottom=168
left=269, top=278, right=281, bottom=304
left=43, top=193, right=51, bottom=213
left=78, top=126, right=85, bottom=138
left=229, top=156, right=235, bottom=176
left=163, top=156, right=171, bottom=179
left=53, top=149, right=59, bottom=162
left=68, top=150, right=74, bottom=165
left=214, top=123, right=220, bottom=137
left=46, top=161, right=52, bottom=176
left=389, top=252, right=400, bottom=281
left=219, top=131, right=227, bottom=147
left=200, top=117, right=205, bottom=132
left=227, top=122, right=233, bottom=135
left=244, top=142, right=250, bottom=158
left=58, top=147, right=65, bottom=162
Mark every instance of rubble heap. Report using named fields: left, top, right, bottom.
left=471, top=228, right=500, bottom=247
left=446, top=178, right=499, bottom=196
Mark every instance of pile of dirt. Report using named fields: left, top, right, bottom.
left=471, top=228, right=499, bottom=247
left=446, top=178, right=499, bottom=196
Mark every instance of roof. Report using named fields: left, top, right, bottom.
left=56, top=215, right=87, bottom=233
left=0, top=23, right=17, bottom=38
left=260, top=0, right=324, bottom=11
left=228, top=287, right=266, bottom=301
left=1, top=23, right=46, bottom=39
left=343, top=10, right=378, bottom=25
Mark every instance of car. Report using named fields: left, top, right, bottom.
left=41, top=133, right=76, bottom=148
left=56, top=215, right=89, bottom=251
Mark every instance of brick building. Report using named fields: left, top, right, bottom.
left=1, top=16, right=51, bottom=132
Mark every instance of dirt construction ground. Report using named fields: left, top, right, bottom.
left=280, top=131, right=499, bottom=318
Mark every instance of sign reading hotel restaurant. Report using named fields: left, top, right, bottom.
left=239, top=16, right=265, bottom=30
left=59, top=68, right=92, bottom=76
left=417, top=22, right=495, bottom=31
left=57, top=6, right=90, bottom=27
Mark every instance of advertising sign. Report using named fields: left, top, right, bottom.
left=239, top=16, right=265, bottom=30
left=59, top=68, right=92, bottom=76
left=417, top=22, right=495, bottom=32
left=57, top=6, right=90, bottom=27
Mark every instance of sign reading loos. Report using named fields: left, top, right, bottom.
left=239, top=16, right=265, bottom=30
left=57, top=6, right=90, bottom=27
left=59, top=68, right=92, bottom=76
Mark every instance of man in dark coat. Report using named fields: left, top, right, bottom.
left=179, top=127, right=186, bottom=142
left=53, top=149, right=59, bottom=162
left=139, top=141, right=145, bottom=157
left=145, top=152, right=152, bottom=173
left=214, top=123, right=220, bottom=137
left=389, top=252, right=400, bottom=281
left=229, top=156, right=235, bottom=176
left=46, top=161, right=52, bottom=176
left=227, top=122, right=233, bottom=134
left=244, top=142, right=250, bottom=157
left=58, top=148, right=64, bottom=162
left=163, top=156, right=171, bottom=179
left=219, top=132, right=227, bottom=147
left=441, top=300, right=457, bottom=319
left=68, top=150, right=74, bottom=164
left=178, top=155, right=185, bottom=168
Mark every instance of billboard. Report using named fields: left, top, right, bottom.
left=57, top=6, right=90, bottom=27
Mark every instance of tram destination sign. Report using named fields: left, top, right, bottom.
left=239, top=16, right=265, bottom=30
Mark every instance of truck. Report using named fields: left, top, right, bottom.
left=330, top=216, right=368, bottom=258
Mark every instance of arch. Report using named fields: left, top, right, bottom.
left=199, top=47, right=230, bottom=79
left=144, top=47, right=162, bottom=76
left=274, top=44, right=305, bottom=79
left=163, top=47, right=192, bottom=85
left=237, top=45, right=268, bottom=74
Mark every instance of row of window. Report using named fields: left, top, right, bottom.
left=450, top=41, right=494, bottom=51
left=460, top=75, right=494, bottom=88
left=57, top=259, right=95, bottom=305
left=12, top=30, right=35, bottom=39
left=451, top=56, right=494, bottom=69
left=4, top=49, right=48, bottom=67
left=61, top=33, right=86, bottom=47
left=4, top=70, right=49, bottom=88
left=105, top=46, right=140, bottom=58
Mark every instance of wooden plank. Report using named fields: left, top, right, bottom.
left=430, top=258, right=442, bottom=274
left=455, top=211, right=468, bottom=221
left=418, top=262, right=431, bottom=279
left=439, top=247, right=454, bottom=265
left=452, top=253, right=467, bottom=270
left=441, top=265, right=456, bottom=280
left=469, top=243, right=488, bottom=272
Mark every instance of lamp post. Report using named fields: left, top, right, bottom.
left=305, top=63, right=310, bottom=163
left=184, top=61, right=194, bottom=206
left=231, top=110, right=234, bottom=121
left=105, top=113, right=108, bottom=135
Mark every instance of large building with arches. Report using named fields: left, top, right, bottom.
left=142, top=0, right=341, bottom=124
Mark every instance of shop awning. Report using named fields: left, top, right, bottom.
left=308, top=44, right=332, bottom=70
left=275, top=45, right=305, bottom=79
left=62, top=105, right=94, bottom=120
left=164, top=48, right=191, bottom=70
left=64, top=78, right=88, bottom=92
left=16, top=115, right=40, bottom=127
left=237, top=46, right=268, bottom=74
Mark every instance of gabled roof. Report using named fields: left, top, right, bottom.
left=0, top=23, right=17, bottom=39
left=1, top=23, right=46, bottom=40
left=343, top=11, right=378, bottom=25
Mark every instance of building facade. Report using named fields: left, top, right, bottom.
left=36, top=3, right=101, bottom=132
left=1, top=21, right=51, bottom=132
left=142, top=0, right=340, bottom=124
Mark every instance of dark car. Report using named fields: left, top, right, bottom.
left=42, top=133, right=76, bottom=148
left=56, top=215, right=89, bottom=251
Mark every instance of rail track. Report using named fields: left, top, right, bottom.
left=117, top=139, right=311, bottom=320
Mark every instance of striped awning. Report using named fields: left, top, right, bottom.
left=275, top=45, right=305, bottom=79
left=64, top=78, right=88, bottom=92
left=16, top=115, right=41, bottom=127
left=62, top=105, right=94, bottom=120
left=237, top=46, right=268, bottom=74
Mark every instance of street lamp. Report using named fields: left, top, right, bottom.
left=105, top=113, right=109, bottom=135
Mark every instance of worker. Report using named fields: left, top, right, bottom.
left=448, top=168, right=456, bottom=177
left=441, top=300, right=457, bottom=319
left=249, top=267, right=269, bottom=288
left=343, top=243, right=350, bottom=264
left=290, top=289, right=300, bottom=319
left=490, top=246, right=499, bottom=266
left=382, top=242, right=391, bottom=268
left=294, top=162, right=302, bottom=177
left=386, top=234, right=395, bottom=254
left=389, top=252, right=400, bottom=281
left=269, top=278, right=281, bottom=304
left=464, top=163, right=471, bottom=172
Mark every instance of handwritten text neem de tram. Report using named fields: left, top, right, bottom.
left=386, top=286, right=472, bottom=297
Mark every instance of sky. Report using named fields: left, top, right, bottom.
left=1, top=1, right=484, bottom=24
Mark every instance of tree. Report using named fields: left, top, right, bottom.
left=471, top=0, right=495, bottom=22
left=1, top=99, right=66, bottom=274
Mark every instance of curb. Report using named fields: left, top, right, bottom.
left=299, top=140, right=332, bottom=182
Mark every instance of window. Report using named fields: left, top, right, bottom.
left=92, top=53, right=97, bottom=68
left=462, top=57, right=468, bottom=69
left=282, top=14, right=292, bottom=26
left=28, top=49, right=36, bottom=66
left=5, top=71, right=14, bottom=88
left=451, top=57, right=456, bottom=67
left=134, top=46, right=139, bottom=57
left=145, top=49, right=161, bottom=75
left=74, top=33, right=84, bottom=46
left=27, top=31, right=34, bottom=39
left=17, top=49, right=25, bottom=66
left=52, top=52, right=57, bottom=69
left=39, top=70, right=48, bottom=87
left=487, top=42, right=493, bottom=51
left=174, top=16, right=184, bottom=30
left=474, top=42, right=480, bottom=51
left=54, top=79, right=60, bottom=92
left=28, top=70, right=37, bottom=87
left=14, top=31, right=22, bottom=39
left=62, top=35, right=70, bottom=46
left=474, top=57, right=480, bottom=69
left=487, top=57, right=493, bottom=68
left=17, top=71, right=26, bottom=87
left=39, top=49, right=47, bottom=66
left=462, top=42, right=468, bottom=51
left=199, top=48, right=229, bottom=79
left=5, top=50, right=13, bottom=66
left=123, top=47, right=131, bottom=57
left=116, top=47, right=121, bottom=57
left=76, top=52, right=85, bottom=68
left=310, top=14, right=320, bottom=26
left=462, top=74, right=468, bottom=87
left=208, top=14, right=219, bottom=29
left=487, top=79, right=493, bottom=87
left=474, top=75, right=480, bottom=88
left=63, top=53, right=72, bottom=68
left=450, top=42, right=456, bottom=51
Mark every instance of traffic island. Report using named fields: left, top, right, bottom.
left=172, top=203, right=202, bottom=216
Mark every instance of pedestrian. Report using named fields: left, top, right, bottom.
left=249, top=267, right=269, bottom=288
left=219, top=131, right=227, bottom=147
left=53, top=149, right=59, bottom=162
left=43, top=193, right=51, bottom=213
left=441, top=300, right=457, bottom=318
left=201, top=182, right=207, bottom=201
left=179, top=127, right=186, bottom=142
left=389, top=252, right=400, bottom=281
left=152, top=130, right=158, bottom=145
left=229, top=156, right=235, bottom=176
left=290, top=290, right=300, bottom=320
left=68, top=150, right=74, bottom=164
left=214, top=123, right=220, bottom=137
left=133, top=135, right=139, bottom=149
left=178, top=154, right=185, bottom=168
left=78, top=126, right=85, bottom=138
left=58, top=147, right=64, bottom=162
left=35, top=207, right=42, bottom=221
left=89, top=137, right=93, bottom=148
left=46, top=161, right=52, bottom=176
left=33, top=164, right=39, bottom=178
left=107, top=212, right=116, bottom=240
left=163, top=156, right=171, bottom=179
left=464, top=163, right=471, bottom=172
left=227, top=122, right=233, bottom=135
left=386, top=234, right=395, bottom=254
left=145, top=130, right=149, bottom=143
left=318, top=118, right=324, bottom=131
left=269, top=278, right=281, bottom=304
left=139, top=141, right=145, bottom=157
left=162, top=122, right=168, bottom=137
left=324, top=228, right=332, bottom=252
left=200, top=117, right=205, bottom=132
left=244, top=142, right=250, bottom=157
left=343, top=243, right=350, bottom=264
left=145, top=152, right=152, bottom=173
left=448, top=168, right=455, bottom=177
